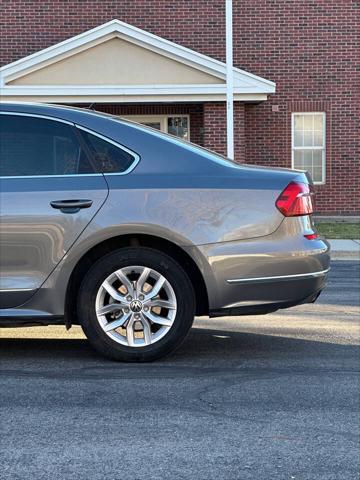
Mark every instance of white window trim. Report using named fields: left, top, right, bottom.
left=123, top=114, right=191, bottom=141
left=291, top=112, right=326, bottom=185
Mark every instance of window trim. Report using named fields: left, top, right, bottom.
left=0, top=110, right=73, bottom=125
left=291, top=112, right=326, bottom=185
left=122, top=114, right=191, bottom=141
left=0, top=111, right=140, bottom=178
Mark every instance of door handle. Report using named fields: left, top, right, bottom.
left=50, top=199, right=93, bottom=213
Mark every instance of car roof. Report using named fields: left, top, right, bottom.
left=0, top=101, right=121, bottom=123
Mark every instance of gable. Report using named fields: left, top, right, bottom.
left=8, top=37, right=223, bottom=86
left=0, top=19, right=275, bottom=102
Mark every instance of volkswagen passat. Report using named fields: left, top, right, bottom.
left=0, top=103, right=330, bottom=361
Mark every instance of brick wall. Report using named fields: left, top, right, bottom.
left=203, top=102, right=245, bottom=163
left=233, top=0, right=359, bottom=214
left=1, top=0, right=358, bottom=213
left=203, top=103, right=227, bottom=157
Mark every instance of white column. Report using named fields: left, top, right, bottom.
left=226, top=0, right=234, bottom=159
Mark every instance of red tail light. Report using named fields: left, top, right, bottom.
left=276, top=181, right=314, bottom=217
left=304, top=233, right=318, bottom=240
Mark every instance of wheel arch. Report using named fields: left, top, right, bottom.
left=64, top=233, right=209, bottom=327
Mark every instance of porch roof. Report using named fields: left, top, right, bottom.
left=0, top=19, right=275, bottom=103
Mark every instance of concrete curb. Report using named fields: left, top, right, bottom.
left=314, top=216, right=360, bottom=223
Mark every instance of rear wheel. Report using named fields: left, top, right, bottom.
left=78, top=247, right=195, bottom=362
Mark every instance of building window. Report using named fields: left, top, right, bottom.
left=123, top=115, right=190, bottom=141
left=292, top=112, right=326, bottom=184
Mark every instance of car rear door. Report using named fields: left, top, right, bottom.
left=0, top=113, right=109, bottom=308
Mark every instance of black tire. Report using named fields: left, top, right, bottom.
left=78, top=247, right=195, bottom=362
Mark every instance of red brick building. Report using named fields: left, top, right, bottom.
left=1, top=1, right=358, bottom=214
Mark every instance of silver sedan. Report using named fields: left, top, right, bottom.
left=0, top=103, right=330, bottom=361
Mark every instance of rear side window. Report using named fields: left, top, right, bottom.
left=0, top=114, right=93, bottom=177
left=79, top=128, right=137, bottom=174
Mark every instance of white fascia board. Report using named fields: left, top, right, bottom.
left=0, top=19, right=275, bottom=94
left=0, top=84, right=270, bottom=96
left=0, top=94, right=268, bottom=103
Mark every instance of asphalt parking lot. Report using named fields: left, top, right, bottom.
left=1, top=260, right=359, bottom=480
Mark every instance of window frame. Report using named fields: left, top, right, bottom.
left=122, top=114, right=191, bottom=141
left=291, top=112, right=326, bottom=185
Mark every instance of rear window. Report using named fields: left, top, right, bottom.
left=110, top=115, right=239, bottom=169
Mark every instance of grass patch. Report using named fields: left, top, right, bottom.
left=316, top=222, right=360, bottom=239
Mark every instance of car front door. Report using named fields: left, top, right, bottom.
left=0, top=113, right=109, bottom=308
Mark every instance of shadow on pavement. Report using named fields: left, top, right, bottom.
left=0, top=327, right=357, bottom=369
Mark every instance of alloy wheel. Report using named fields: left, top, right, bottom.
left=95, top=266, right=177, bottom=347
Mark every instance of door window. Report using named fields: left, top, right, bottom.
left=167, top=116, right=189, bottom=140
left=0, top=114, right=92, bottom=177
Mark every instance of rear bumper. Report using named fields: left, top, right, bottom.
left=209, top=270, right=328, bottom=317
left=187, top=217, right=331, bottom=316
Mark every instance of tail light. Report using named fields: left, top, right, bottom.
left=304, top=232, right=318, bottom=240
left=276, top=181, right=314, bottom=217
